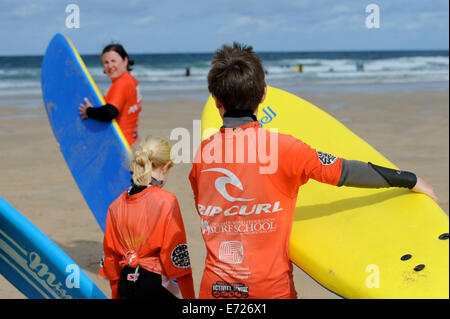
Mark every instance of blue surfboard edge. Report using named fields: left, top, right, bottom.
left=0, top=195, right=107, bottom=299
left=41, top=33, right=132, bottom=231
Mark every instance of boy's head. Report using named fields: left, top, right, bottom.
left=208, top=42, right=266, bottom=113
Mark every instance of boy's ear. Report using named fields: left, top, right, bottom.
left=212, top=95, right=223, bottom=109
left=260, top=86, right=267, bottom=103
left=213, top=95, right=226, bottom=118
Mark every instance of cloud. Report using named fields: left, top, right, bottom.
left=218, top=15, right=280, bottom=34
left=134, top=16, right=154, bottom=26
left=0, top=0, right=447, bottom=55
left=11, top=3, right=46, bottom=18
left=292, top=0, right=310, bottom=8
left=332, top=4, right=353, bottom=14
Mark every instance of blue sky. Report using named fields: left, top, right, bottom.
left=0, top=0, right=448, bottom=55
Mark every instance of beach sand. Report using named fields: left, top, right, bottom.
left=0, top=87, right=448, bottom=299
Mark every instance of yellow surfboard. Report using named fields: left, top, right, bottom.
left=201, top=86, right=449, bottom=298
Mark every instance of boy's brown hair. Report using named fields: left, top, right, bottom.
left=207, top=42, right=266, bottom=112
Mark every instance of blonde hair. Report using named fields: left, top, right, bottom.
left=130, top=136, right=173, bottom=186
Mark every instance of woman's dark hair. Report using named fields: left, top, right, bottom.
left=102, top=43, right=135, bottom=71
left=207, top=42, right=266, bottom=112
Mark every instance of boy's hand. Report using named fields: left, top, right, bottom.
left=412, top=176, right=438, bottom=202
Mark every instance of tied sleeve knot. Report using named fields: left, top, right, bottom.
left=119, top=250, right=139, bottom=268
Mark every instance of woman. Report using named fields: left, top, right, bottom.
left=79, top=44, right=142, bottom=147
left=100, top=136, right=195, bottom=299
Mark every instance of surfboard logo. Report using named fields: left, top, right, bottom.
left=201, top=168, right=254, bottom=202
left=27, top=252, right=72, bottom=298
left=259, top=106, right=277, bottom=126
left=316, top=151, right=338, bottom=166
left=0, top=228, right=73, bottom=299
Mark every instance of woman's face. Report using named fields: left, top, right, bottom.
left=102, top=50, right=128, bottom=80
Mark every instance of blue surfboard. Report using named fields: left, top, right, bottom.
left=0, top=195, right=106, bottom=299
left=41, top=34, right=131, bottom=231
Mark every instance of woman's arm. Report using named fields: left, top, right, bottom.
left=79, top=98, right=119, bottom=121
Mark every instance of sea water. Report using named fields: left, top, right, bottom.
left=0, top=50, right=448, bottom=106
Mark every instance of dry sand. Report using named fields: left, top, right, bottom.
left=0, top=87, right=448, bottom=299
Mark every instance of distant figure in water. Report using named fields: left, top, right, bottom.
left=356, top=62, right=364, bottom=72
left=295, top=64, right=303, bottom=72
left=185, top=67, right=190, bottom=77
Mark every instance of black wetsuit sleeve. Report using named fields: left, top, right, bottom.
left=86, top=104, right=119, bottom=122
left=337, top=159, right=417, bottom=189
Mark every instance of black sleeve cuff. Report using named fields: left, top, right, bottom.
left=86, top=104, right=119, bottom=122
left=368, top=162, right=417, bottom=189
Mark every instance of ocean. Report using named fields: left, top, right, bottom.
left=0, top=50, right=448, bottom=104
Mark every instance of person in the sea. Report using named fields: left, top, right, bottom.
left=100, top=136, right=195, bottom=299
left=356, top=62, right=364, bottom=72
left=79, top=43, right=142, bottom=147
left=189, top=42, right=438, bottom=299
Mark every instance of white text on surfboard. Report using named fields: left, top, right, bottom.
left=28, top=252, right=81, bottom=298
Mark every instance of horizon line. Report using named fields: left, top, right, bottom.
left=0, top=48, right=449, bottom=58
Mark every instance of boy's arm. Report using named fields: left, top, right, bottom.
left=411, top=176, right=438, bottom=201
left=188, top=165, right=198, bottom=203
left=285, top=138, right=437, bottom=202
left=337, top=160, right=414, bottom=188
left=337, top=159, right=437, bottom=201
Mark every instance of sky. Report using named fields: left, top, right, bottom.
left=0, top=0, right=448, bottom=55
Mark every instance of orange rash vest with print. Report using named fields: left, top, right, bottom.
left=105, top=71, right=142, bottom=146
left=102, top=186, right=192, bottom=282
left=189, top=121, right=342, bottom=299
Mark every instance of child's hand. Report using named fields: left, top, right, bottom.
left=412, top=176, right=438, bottom=202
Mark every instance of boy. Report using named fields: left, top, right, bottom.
left=189, top=43, right=437, bottom=299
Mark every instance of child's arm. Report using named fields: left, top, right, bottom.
left=109, top=279, right=120, bottom=299
left=337, top=160, right=438, bottom=201
left=411, top=176, right=438, bottom=201
left=177, top=274, right=196, bottom=299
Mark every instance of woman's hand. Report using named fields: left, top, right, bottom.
left=79, top=98, right=92, bottom=120
left=412, top=176, right=438, bottom=202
